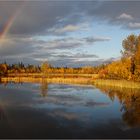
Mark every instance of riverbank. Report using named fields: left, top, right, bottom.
left=7, top=73, right=99, bottom=78
left=1, top=77, right=92, bottom=85
left=94, top=79, right=140, bottom=89
left=1, top=77, right=140, bottom=89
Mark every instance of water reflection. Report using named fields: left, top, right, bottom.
left=0, top=81, right=8, bottom=87
left=0, top=80, right=140, bottom=138
left=96, top=85, right=140, bottom=127
left=40, top=79, right=48, bottom=97
left=0, top=106, right=7, bottom=121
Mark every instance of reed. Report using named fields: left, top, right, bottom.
left=94, top=79, right=140, bottom=89
left=1, top=77, right=92, bottom=85
left=47, top=77, right=92, bottom=84
left=7, top=73, right=98, bottom=78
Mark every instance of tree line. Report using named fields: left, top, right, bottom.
left=0, top=34, right=140, bottom=81
left=0, top=61, right=100, bottom=76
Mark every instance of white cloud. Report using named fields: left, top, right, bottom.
left=53, top=24, right=80, bottom=33
left=128, top=22, right=140, bottom=29
left=48, top=22, right=90, bottom=35
left=117, top=13, right=133, bottom=20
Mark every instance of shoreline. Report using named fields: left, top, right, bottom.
left=94, top=79, right=140, bottom=89
left=1, top=76, right=140, bottom=89
left=1, top=77, right=93, bottom=85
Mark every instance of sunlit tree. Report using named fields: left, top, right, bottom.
left=41, top=61, right=51, bottom=73
left=134, top=40, right=140, bottom=81
left=121, top=34, right=138, bottom=58
left=121, top=34, right=140, bottom=74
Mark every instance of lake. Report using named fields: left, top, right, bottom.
left=0, top=81, right=140, bottom=138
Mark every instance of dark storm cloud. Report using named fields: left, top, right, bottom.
left=0, top=1, right=81, bottom=36
left=1, top=1, right=140, bottom=36
left=0, top=38, right=34, bottom=57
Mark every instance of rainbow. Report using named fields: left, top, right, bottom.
left=0, top=16, right=16, bottom=40
left=0, top=1, right=26, bottom=42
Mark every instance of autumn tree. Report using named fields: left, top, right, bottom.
left=121, top=34, right=138, bottom=58
left=121, top=34, right=140, bottom=74
left=41, top=61, right=51, bottom=78
left=134, top=40, right=140, bottom=81
left=0, top=63, right=8, bottom=75
left=41, top=61, right=50, bottom=72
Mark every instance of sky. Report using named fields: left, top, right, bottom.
left=0, top=0, right=140, bottom=67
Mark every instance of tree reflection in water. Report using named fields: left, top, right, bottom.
left=40, top=78, right=48, bottom=97
left=96, top=85, right=140, bottom=128
left=0, top=105, right=7, bottom=121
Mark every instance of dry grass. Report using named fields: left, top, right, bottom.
left=7, top=73, right=98, bottom=78
left=1, top=77, right=92, bottom=85
left=94, top=79, right=140, bottom=89
left=2, top=77, right=140, bottom=89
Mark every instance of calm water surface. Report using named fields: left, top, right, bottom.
left=0, top=82, right=140, bottom=138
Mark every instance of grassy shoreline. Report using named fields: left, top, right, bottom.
left=1, top=76, right=140, bottom=89
left=94, top=79, right=140, bottom=89
left=1, top=77, right=92, bottom=85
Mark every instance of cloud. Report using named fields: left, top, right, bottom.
left=85, top=36, right=111, bottom=43
left=51, top=24, right=80, bottom=34
left=1, top=1, right=140, bottom=37
left=117, top=13, right=133, bottom=20
left=47, top=22, right=90, bottom=35
left=128, top=22, right=140, bottom=29
left=44, top=57, right=117, bottom=68
left=36, top=35, right=111, bottom=51
left=40, top=39, right=82, bottom=50
left=0, top=1, right=139, bottom=67
left=82, top=1, right=140, bottom=30
left=0, top=33, right=111, bottom=66
left=57, top=53, right=99, bottom=59
left=0, top=1, right=78, bottom=36
left=0, top=37, right=35, bottom=57
left=32, top=51, right=99, bottom=67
